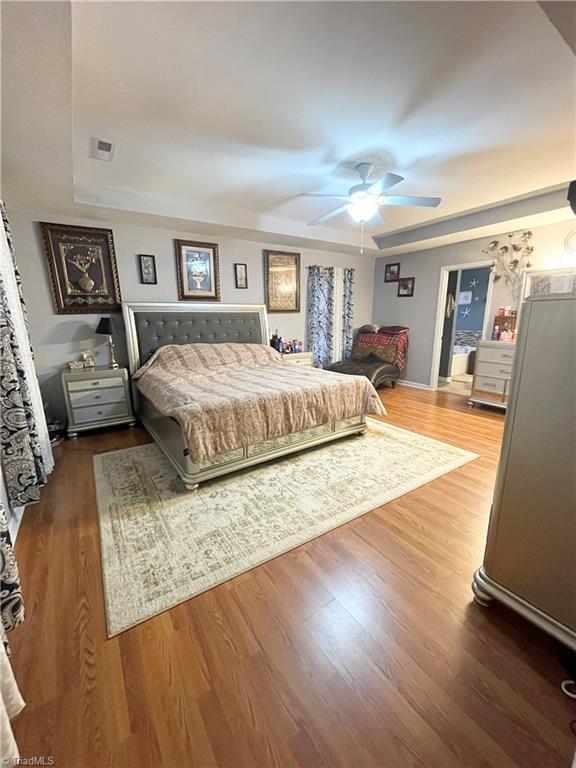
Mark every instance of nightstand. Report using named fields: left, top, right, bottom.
left=282, top=352, right=314, bottom=366
left=62, top=366, right=135, bottom=438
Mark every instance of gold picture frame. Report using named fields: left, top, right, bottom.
left=175, top=240, right=220, bottom=301
left=264, top=250, right=300, bottom=313
left=40, top=223, right=122, bottom=314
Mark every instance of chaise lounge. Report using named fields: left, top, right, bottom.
left=326, top=324, right=409, bottom=389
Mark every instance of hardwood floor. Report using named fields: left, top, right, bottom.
left=10, top=387, right=575, bottom=767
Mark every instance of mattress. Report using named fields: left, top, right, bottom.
left=134, top=343, right=386, bottom=463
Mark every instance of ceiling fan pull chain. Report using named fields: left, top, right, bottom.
left=360, top=222, right=365, bottom=255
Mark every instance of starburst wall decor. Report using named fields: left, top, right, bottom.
left=482, top=231, right=533, bottom=300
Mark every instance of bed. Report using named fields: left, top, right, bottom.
left=122, top=302, right=385, bottom=490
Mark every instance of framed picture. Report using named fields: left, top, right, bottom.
left=174, top=240, right=220, bottom=301
left=138, top=254, right=157, bottom=285
left=264, top=250, right=300, bottom=313
left=397, top=277, right=415, bottom=297
left=234, top=263, right=248, bottom=289
left=40, top=223, right=122, bottom=314
left=385, top=263, right=400, bottom=283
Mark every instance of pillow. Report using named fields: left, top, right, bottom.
left=357, top=323, right=380, bottom=334
left=378, top=325, right=409, bottom=335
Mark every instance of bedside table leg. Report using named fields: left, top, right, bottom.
left=68, top=431, right=78, bottom=440
left=128, top=421, right=136, bottom=428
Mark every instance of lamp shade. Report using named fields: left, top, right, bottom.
left=95, top=317, right=112, bottom=335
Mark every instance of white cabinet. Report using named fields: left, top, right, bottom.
left=469, top=341, right=516, bottom=409
left=62, top=367, right=135, bottom=438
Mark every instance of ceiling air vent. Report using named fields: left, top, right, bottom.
left=91, top=137, right=115, bottom=161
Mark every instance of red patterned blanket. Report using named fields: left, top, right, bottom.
left=355, top=330, right=409, bottom=371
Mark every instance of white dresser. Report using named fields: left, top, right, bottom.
left=469, top=341, right=516, bottom=409
left=62, top=366, right=135, bottom=438
left=473, top=294, right=575, bottom=650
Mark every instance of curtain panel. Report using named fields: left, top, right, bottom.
left=0, top=497, right=24, bottom=633
left=0, top=201, right=54, bottom=633
left=306, top=266, right=335, bottom=368
left=306, top=266, right=355, bottom=367
left=341, top=267, right=355, bottom=360
left=0, top=202, right=53, bottom=508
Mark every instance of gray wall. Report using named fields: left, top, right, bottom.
left=373, top=218, right=575, bottom=385
left=8, top=208, right=375, bottom=420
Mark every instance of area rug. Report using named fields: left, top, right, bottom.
left=93, top=419, right=478, bottom=636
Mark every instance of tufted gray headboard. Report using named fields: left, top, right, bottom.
left=122, top=302, right=269, bottom=374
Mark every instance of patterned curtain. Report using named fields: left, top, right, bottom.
left=0, top=497, right=24, bottom=634
left=306, top=266, right=335, bottom=367
left=0, top=201, right=53, bottom=508
left=341, top=267, right=355, bottom=359
left=0, top=202, right=54, bottom=633
left=306, top=266, right=355, bottom=367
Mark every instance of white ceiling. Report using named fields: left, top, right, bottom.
left=69, top=1, right=574, bottom=249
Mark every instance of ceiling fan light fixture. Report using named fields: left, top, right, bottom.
left=347, top=197, right=379, bottom=223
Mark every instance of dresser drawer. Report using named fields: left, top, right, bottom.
left=69, top=386, right=126, bottom=408
left=68, top=375, right=125, bottom=392
left=473, top=375, right=506, bottom=396
left=475, top=361, right=513, bottom=379
left=476, top=346, right=515, bottom=365
left=72, top=401, right=129, bottom=424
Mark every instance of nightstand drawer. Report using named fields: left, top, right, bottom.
left=282, top=352, right=313, bottom=366
left=72, top=402, right=129, bottom=424
left=69, top=387, right=126, bottom=408
left=68, top=375, right=124, bottom=392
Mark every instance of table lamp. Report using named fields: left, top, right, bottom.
left=95, top=316, right=119, bottom=369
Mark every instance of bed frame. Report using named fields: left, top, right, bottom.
left=122, top=302, right=366, bottom=490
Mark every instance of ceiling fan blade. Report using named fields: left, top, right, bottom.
left=308, top=205, right=349, bottom=226
left=368, top=173, right=405, bottom=195
left=297, top=193, right=351, bottom=200
left=383, top=195, right=441, bottom=207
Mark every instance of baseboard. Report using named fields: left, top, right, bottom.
left=397, top=380, right=434, bottom=391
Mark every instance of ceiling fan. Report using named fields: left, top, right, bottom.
left=298, top=162, right=441, bottom=226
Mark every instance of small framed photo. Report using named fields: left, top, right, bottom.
left=264, top=250, right=300, bottom=313
left=234, top=263, right=248, bottom=289
left=138, top=254, right=157, bottom=285
left=385, top=263, right=400, bottom=283
left=175, top=240, right=220, bottom=301
left=397, top=277, right=415, bottom=297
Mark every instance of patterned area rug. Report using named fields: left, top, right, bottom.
left=94, top=419, right=478, bottom=636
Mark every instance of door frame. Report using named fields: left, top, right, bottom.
left=438, top=269, right=461, bottom=383
left=429, top=260, right=495, bottom=389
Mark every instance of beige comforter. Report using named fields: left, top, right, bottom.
left=134, top=343, right=386, bottom=463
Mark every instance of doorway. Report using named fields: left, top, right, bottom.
left=432, top=263, right=493, bottom=396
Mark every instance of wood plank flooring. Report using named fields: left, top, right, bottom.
left=9, top=387, right=576, bottom=767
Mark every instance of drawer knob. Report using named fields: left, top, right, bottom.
left=94, top=395, right=101, bottom=400
left=97, top=410, right=103, bottom=415
left=91, top=381, right=100, bottom=386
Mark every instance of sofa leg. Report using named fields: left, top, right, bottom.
left=391, top=381, right=397, bottom=389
